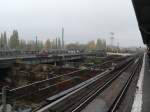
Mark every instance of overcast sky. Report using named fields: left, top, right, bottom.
left=0, top=0, right=144, bottom=47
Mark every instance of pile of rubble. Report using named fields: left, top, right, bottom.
left=9, top=63, right=58, bottom=88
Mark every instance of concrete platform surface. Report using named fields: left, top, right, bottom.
left=142, top=55, right=150, bottom=112
left=132, top=54, right=150, bottom=112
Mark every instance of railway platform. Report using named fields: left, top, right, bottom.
left=141, top=54, right=150, bottom=112
left=132, top=53, right=150, bottom=112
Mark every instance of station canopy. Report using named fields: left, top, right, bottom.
left=132, top=0, right=150, bottom=48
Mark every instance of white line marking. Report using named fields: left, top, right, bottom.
left=131, top=53, right=146, bottom=112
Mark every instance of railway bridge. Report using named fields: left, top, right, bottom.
left=0, top=52, right=104, bottom=69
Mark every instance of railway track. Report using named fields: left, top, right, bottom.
left=6, top=66, right=102, bottom=102
left=0, top=55, right=133, bottom=112
left=107, top=57, right=142, bottom=112
left=8, top=69, right=87, bottom=100
left=34, top=56, right=136, bottom=112
left=85, top=55, right=130, bottom=70
left=7, top=56, right=126, bottom=101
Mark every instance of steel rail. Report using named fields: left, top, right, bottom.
left=7, top=56, right=125, bottom=100
left=69, top=58, right=135, bottom=112
left=35, top=57, right=134, bottom=112
left=107, top=57, right=141, bottom=112
left=32, top=69, right=112, bottom=112
left=9, top=55, right=128, bottom=92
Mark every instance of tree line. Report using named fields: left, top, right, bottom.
left=66, top=39, right=106, bottom=51
left=0, top=30, right=107, bottom=51
left=0, top=30, right=64, bottom=51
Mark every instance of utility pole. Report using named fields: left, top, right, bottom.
left=62, top=27, right=64, bottom=49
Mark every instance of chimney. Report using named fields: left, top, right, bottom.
left=62, top=27, right=64, bottom=49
